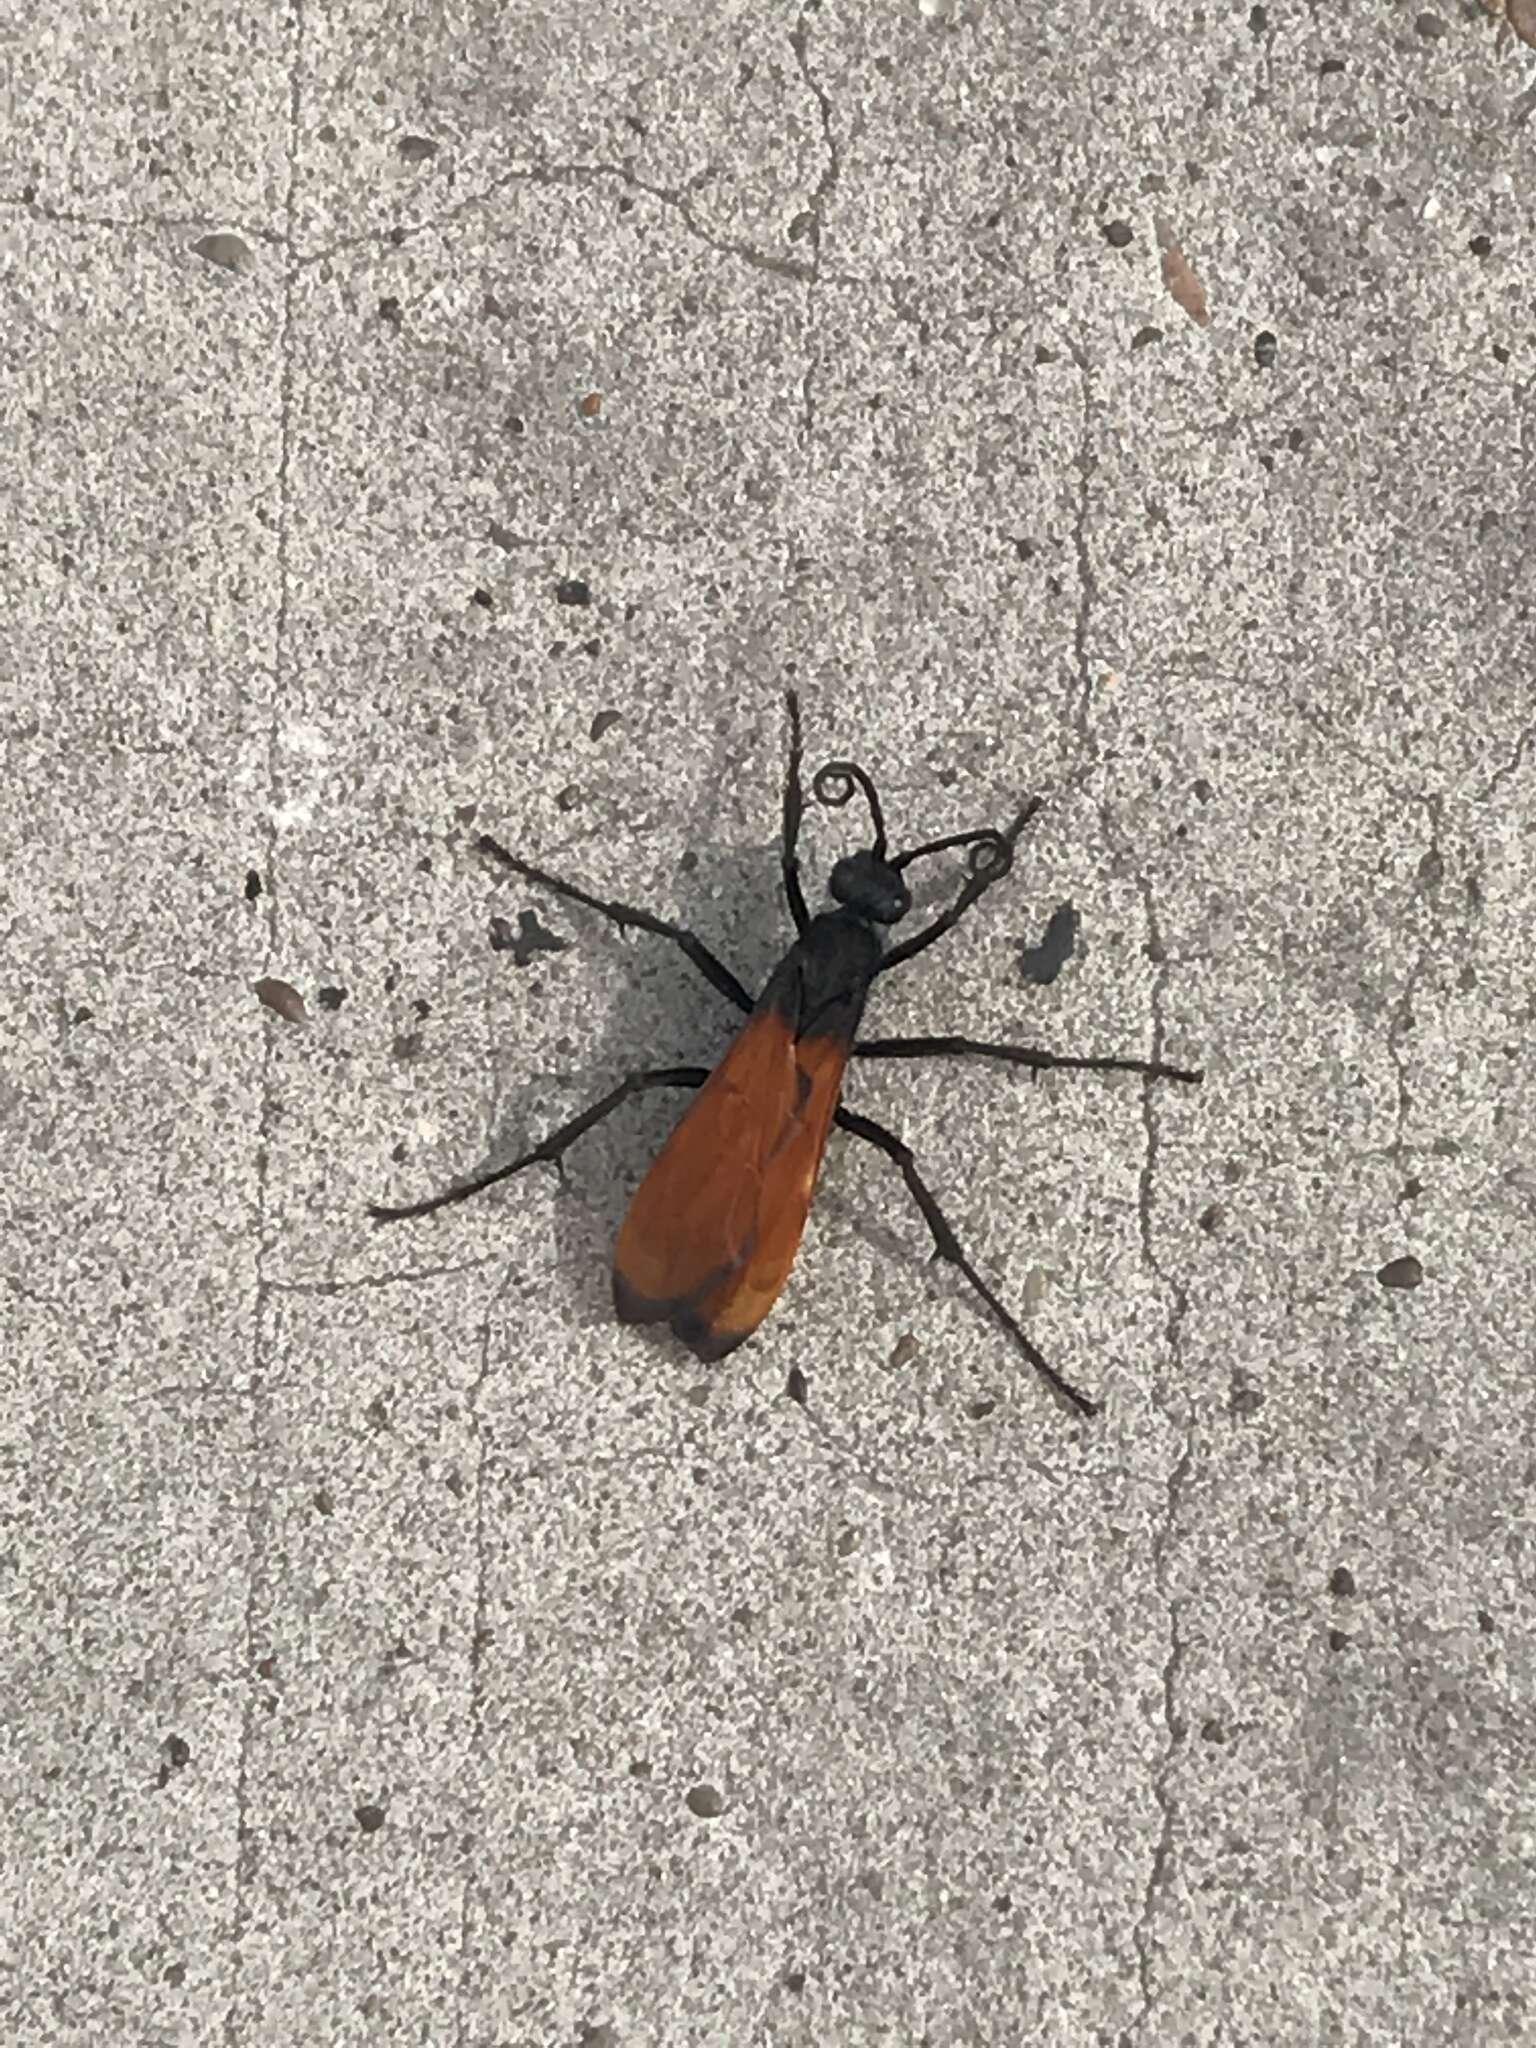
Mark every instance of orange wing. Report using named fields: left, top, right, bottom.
left=613, top=1008, right=850, bottom=1362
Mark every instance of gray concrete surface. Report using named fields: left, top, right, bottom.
left=4, top=3, right=1534, bottom=2043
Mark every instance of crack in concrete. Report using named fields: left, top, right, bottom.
left=1132, top=1484, right=1189, bottom=2034
left=224, top=17, right=305, bottom=2043
left=1203, top=673, right=1464, bottom=1186
left=408, top=519, right=704, bottom=552
left=297, top=159, right=812, bottom=285
left=1067, top=344, right=1102, bottom=752
left=1282, top=688, right=1436, bottom=811
left=1133, top=878, right=1174, bottom=1290
left=788, top=6, right=840, bottom=278
left=787, top=10, right=837, bottom=453
left=1482, top=718, right=1536, bottom=803
left=225, top=1270, right=271, bottom=2048
left=3, top=193, right=288, bottom=243
left=267, top=1252, right=514, bottom=1297
left=492, top=1442, right=697, bottom=1497
left=790, top=1398, right=941, bottom=1511
left=1065, top=343, right=1194, bottom=2042
left=454, top=1262, right=518, bottom=2043
left=1385, top=798, right=1444, bottom=1170
left=1128, top=873, right=1196, bottom=2037
left=3, top=195, right=288, bottom=247
left=129, top=1380, right=250, bottom=1409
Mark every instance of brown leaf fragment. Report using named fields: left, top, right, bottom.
left=255, top=977, right=308, bottom=1024
left=1507, top=0, right=1536, bottom=50
left=1154, top=216, right=1211, bottom=327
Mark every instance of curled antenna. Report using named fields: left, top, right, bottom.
left=812, top=759, right=888, bottom=858
left=892, top=826, right=1012, bottom=881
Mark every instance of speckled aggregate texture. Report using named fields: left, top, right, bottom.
left=3, top=2, right=1534, bottom=2043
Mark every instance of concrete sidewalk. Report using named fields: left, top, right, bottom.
left=4, top=3, right=1533, bottom=2042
